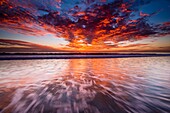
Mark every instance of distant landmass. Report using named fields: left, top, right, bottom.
left=0, top=52, right=170, bottom=60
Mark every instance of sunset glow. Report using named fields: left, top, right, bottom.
left=0, top=0, right=170, bottom=52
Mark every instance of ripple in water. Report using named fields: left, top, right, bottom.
left=0, top=57, right=170, bottom=113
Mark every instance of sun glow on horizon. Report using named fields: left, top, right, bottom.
left=0, top=0, right=170, bottom=52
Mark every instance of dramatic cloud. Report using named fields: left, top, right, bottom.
left=0, top=39, right=62, bottom=52
left=0, top=0, right=170, bottom=50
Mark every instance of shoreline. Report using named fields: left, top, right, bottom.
left=0, top=54, right=170, bottom=60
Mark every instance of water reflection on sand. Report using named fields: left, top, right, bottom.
left=0, top=57, right=170, bottom=113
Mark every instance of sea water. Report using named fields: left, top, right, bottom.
left=0, top=57, right=170, bottom=113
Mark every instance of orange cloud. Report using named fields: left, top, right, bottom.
left=0, top=0, right=170, bottom=52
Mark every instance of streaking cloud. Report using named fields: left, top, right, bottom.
left=0, top=0, right=170, bottom=51
left=0, top=39, right=60, bottom=52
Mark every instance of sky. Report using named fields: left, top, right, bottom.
left=0, top=0, right=170, bottom=52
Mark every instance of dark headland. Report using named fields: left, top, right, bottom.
left=0, top=52, right=170, bottom=60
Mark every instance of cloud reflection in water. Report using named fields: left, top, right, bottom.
left=0, top=57, right=170, bottom=113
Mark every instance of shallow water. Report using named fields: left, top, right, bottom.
left=0, top=57, right=170, bottom=113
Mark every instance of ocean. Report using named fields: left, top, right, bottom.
left=0, top=57, right=170, bottom=113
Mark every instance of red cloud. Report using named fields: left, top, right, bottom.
left=0, top=0, right=170, bottom=50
